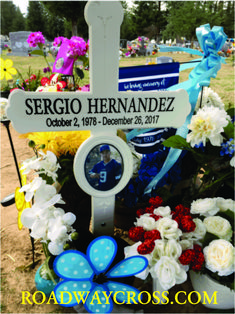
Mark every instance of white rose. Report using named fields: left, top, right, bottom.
left=156, top=217, right=182, bottom=240
left=153, top=206, right=171, bottom=217
left=230, top=156, right=235, bottom=167
left=182, top=218, right=206, bottom=241
left=204, top=239, right=235, bottom=276
left=179, top=239, right=193, bottom=251
left=135, top=213, right=156, bottom=231
left=216, top=197, right=235, bottom=212
left=190, top=198, right=220, bottom=217
left=150, top=256, right=187, bottom=290
left=150, top=240, right=166, bottom=266
left=164, top=239, right=182, bottom=260
left=203, top=216, right=233, bottom=241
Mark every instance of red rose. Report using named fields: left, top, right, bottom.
left=56, top=81, right=67, bottom=91
left=136, top=208, right=145, bottom=218
left=137, top=239, right=155, bottom=255
left=179, top=249, right=195, bottom=265
left=149, top=196, right=163, bottom=207
left=145, top=206, right=155, bottom=214
left=180, top=215, right=196, bottom=232
left=150, top=214, right=162, bottom=221
left=144, top=229, right=161, bottom=241
left=41, top=77, right=50, bottom=86
left=128, top=226, right=145, bottom=242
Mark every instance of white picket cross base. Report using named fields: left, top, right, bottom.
left=6, top=1, right=191, bottom=235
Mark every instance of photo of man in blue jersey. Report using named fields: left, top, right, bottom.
left=88, top=145, right=122, bottom=191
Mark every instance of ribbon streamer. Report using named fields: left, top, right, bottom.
left=141, top=24, right=227, bottom=194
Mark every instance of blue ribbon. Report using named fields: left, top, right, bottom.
left=139, top=24, right=227, bottom=195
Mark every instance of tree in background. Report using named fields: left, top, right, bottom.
left=26, top=1, right=47, bottom=34
left=41, top=1, right=88, bottom=38
left=120, top=1, right=136, bottom=40
left=131, top=1, right=167, bottom=41
left=1, top=1, right=26, bottom=35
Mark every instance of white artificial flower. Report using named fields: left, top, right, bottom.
left=48, top=241, right=64, bottom=256
left=164, top=239, right=182, bottom=260
left=34, top=184, right=65, bottom=208
left=150, top=240, right=166, bottom=266
left=38, top=151, right=60, bottom=181
left=20, top=156, right=42, bottom=174
left=195, top=87, right=225, bottom=112
left=230, top=156, right=235, bottom=167
left=135, top=213, right=156, bottom=231
left=190, top=198, right=220, bottom=217
left=19, top=177, right=44, bottom=202
left=204, top=239, right=235, bottom=276
left=216, top=197, right=235, bottom=212
left=124, top=242, right=150, bottom=280
left=153, top=206, right=171, bottom=217
left=0, top=98, right=8, bottom=120
left=179, top=239, right=194, bottom=251
left=186, top=106, right=230, bottom=147
left=156, top=217, right=182, bottom=240
left=182, top=218, right=207, bottom=242
left=203, top=216, right=233, bottom=241
left=150, top=256, right=187, bottom=290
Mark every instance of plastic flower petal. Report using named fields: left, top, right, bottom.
left=53, top=236, right=148, bottom=313
left=0, top=58, right=17, bottom=80
left=15, top=187, right=31, bottom=230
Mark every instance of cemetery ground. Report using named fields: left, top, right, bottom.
left=0, top=52, right=234, bottom=314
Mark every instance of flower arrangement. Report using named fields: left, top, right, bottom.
left=163, top=87, right=234, bottom=201
left=124, top=195, right=235, bottom=292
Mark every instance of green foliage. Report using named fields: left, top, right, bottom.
left=1, top=1, right=26, bottom=35
left=26, top=1, right=46, bottom=33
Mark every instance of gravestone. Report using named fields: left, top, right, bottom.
left=127, top=40, right=131, bottom=48
left=7, top=1, right=191, bottom=236
left=156, top=56, right=173, bottom=64
left=146, top=42, right=154, bottom=56
left=8, top=31, right=33, bottom=56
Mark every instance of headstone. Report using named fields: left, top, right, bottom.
left=7, top=1, right=191, bottom=236
left=127, top=40, right=131, bottom=48
left=8, top=31, right=37, bottom=56
left=156, top=56, right=173, bottom=64
left=146, top=42, right=154, bottom=56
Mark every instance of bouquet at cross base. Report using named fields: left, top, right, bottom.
left=124, top=195, right=235, bottom=292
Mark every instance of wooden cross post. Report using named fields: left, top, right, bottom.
left=6, top=1, right=191, bottom=236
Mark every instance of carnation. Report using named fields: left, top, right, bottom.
left=203, top=239, right=235, bottom=276
left=195, top=87, right=225, bottom=112
left=203, top=216, right=233, bottom=241
left=186, top=106, right=230, bottom=147
left=190, top=198, right=220, bottom=217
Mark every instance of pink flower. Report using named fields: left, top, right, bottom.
left=53, top=36, right=65, bottom=47
left=67, top=36, right=87, bottom=59
left=27, top=32, right=45, bottom=48
left=81, top=84, right=90, bottom=92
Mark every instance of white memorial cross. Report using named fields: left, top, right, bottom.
left=6, top=1, right=191, bottom=236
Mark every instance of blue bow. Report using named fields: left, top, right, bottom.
left=142, top=24, right=227, bottom=194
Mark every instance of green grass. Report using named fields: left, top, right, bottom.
left=1, top=50, right=234, bottom=107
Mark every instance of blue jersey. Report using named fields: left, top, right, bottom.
left=90, top=159, right=122, bottom=191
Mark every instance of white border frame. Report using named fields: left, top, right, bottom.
left=73, top=134, right=133, bottom=197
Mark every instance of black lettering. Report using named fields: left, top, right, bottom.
left=34, top=99, right=43, bottom=115
left=138, top=98, right=147, bottom=112
left=53, top=98, right=64, bottom=114
left=64, top=99, right=70, bottom=114
left=148, top=98, right=158, bottom=112
left=159, top=97, right=166, bottom=112
left=166, top=97, right=174, bottom=111
left=88, top=98, right=98, bottom=114
left=70, top=99, right=81, bottom=114
left=43, top=99, right=54, bottom=115
left=100, top=98, right=108, bottom=113
left=25, top=98, right=33, bottom=115
left=127, top=98, right=137, bottom=113
left=117, top=98, right=127, bottom=113
left=46, top=118, right=52, bottom=127
left=108, top=98, right=118, bottom=113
